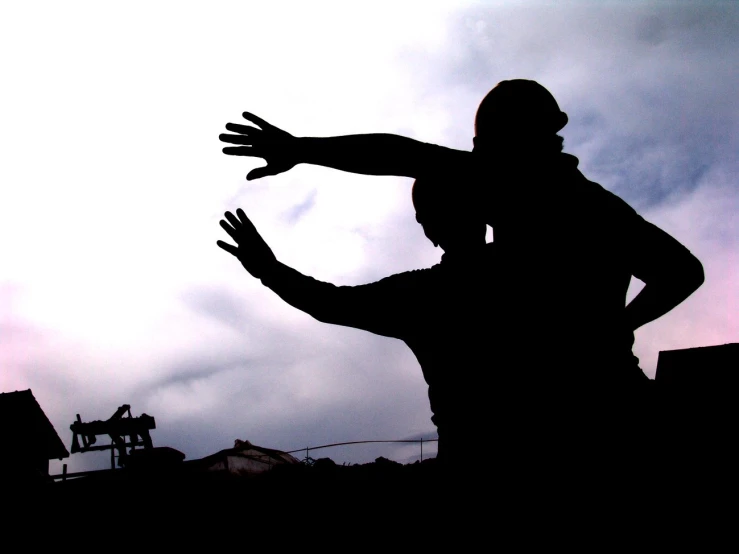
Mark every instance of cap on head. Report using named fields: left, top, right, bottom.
left=474, top=79, right=568, bottom=137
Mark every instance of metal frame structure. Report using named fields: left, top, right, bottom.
left=70, top=405, right=155, bottom=468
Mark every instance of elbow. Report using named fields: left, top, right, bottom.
left=311, top=313, right=331, bottom=325
left=643, top=252, right=705, bottom=301
left=668, top=254, right=705, bottom=302
left=685, top=254, right=705, bottom=295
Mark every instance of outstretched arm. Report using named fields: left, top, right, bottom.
left=219, top=112, right=471, bottom=181
left=626, top=221, right=704, bottom=332
left=217, top=208, right=410, bottom=337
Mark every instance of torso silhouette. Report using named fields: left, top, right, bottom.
left=418, top=150, right=674, bottom=394
left=488, top=153, right=644, bottom=385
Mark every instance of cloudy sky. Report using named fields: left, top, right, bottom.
left=1, top=1, right=736, bottom=473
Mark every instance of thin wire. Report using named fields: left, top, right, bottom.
left=284, top=438, right=438, bottom=455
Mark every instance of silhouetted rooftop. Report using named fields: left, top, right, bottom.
left=0, top=389, right=69, bottom=461
left=656, top=342, right=739, bottom=390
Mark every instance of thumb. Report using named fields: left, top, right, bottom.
left=247, top=165, right=280, bottom=181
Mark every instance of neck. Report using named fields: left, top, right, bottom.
left=474, top=134, right=563, bottom=159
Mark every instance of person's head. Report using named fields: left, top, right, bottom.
left=473, top=79, right=568, bottom=154
left=412, top=177, right=487, bottom=253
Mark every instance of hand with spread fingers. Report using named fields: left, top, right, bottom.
left=220, top=112, right=299, bottom=181
left=217, top=208, right=278, bottom=279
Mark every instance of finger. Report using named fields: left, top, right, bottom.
left=216, top=240, right=239, bottom=256
left=222, top=146, right=259, bottom=157
left=224, top=211, right=242, bottom=230
left=247, top=165, right=281, bottom=181
left=219, top=219, right=239, bottom=241
left=242, top=112, right=275, bottom=131
left=225, top=123, right=258, bottom=135
left=233, top=209, right=260, bottom=240
left=219, top=133, right=253, bottom=146
left=235, top=208, right=249, bottom=226
left=235, top=208, right=257, bottom=231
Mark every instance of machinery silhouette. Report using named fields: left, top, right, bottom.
left=70, top=404, right=155, bottom=468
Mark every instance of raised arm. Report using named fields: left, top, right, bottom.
left=219, top=112, right=471, bottom=181
left=626, top=220, right=705, bottom=332
left=217, top=208, right=411, bottom=337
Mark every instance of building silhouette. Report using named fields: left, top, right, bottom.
left=0, top=389, right=69, bottom=485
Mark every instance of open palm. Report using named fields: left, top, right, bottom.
left=217, top=208, right=277, bottom=278
left=219, top=112, right=298, bottom=181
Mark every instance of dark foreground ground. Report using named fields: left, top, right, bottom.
left=9, top=452, right=736, bottom=547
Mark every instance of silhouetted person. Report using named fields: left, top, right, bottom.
left=217, top=178, right=496, bottom=470
left=219, top=81, right=704, bottom=403
left=219, top=81, right=705, bottom=489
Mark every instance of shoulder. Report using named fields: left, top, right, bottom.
left=563, top=156, right=642, bottom=223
